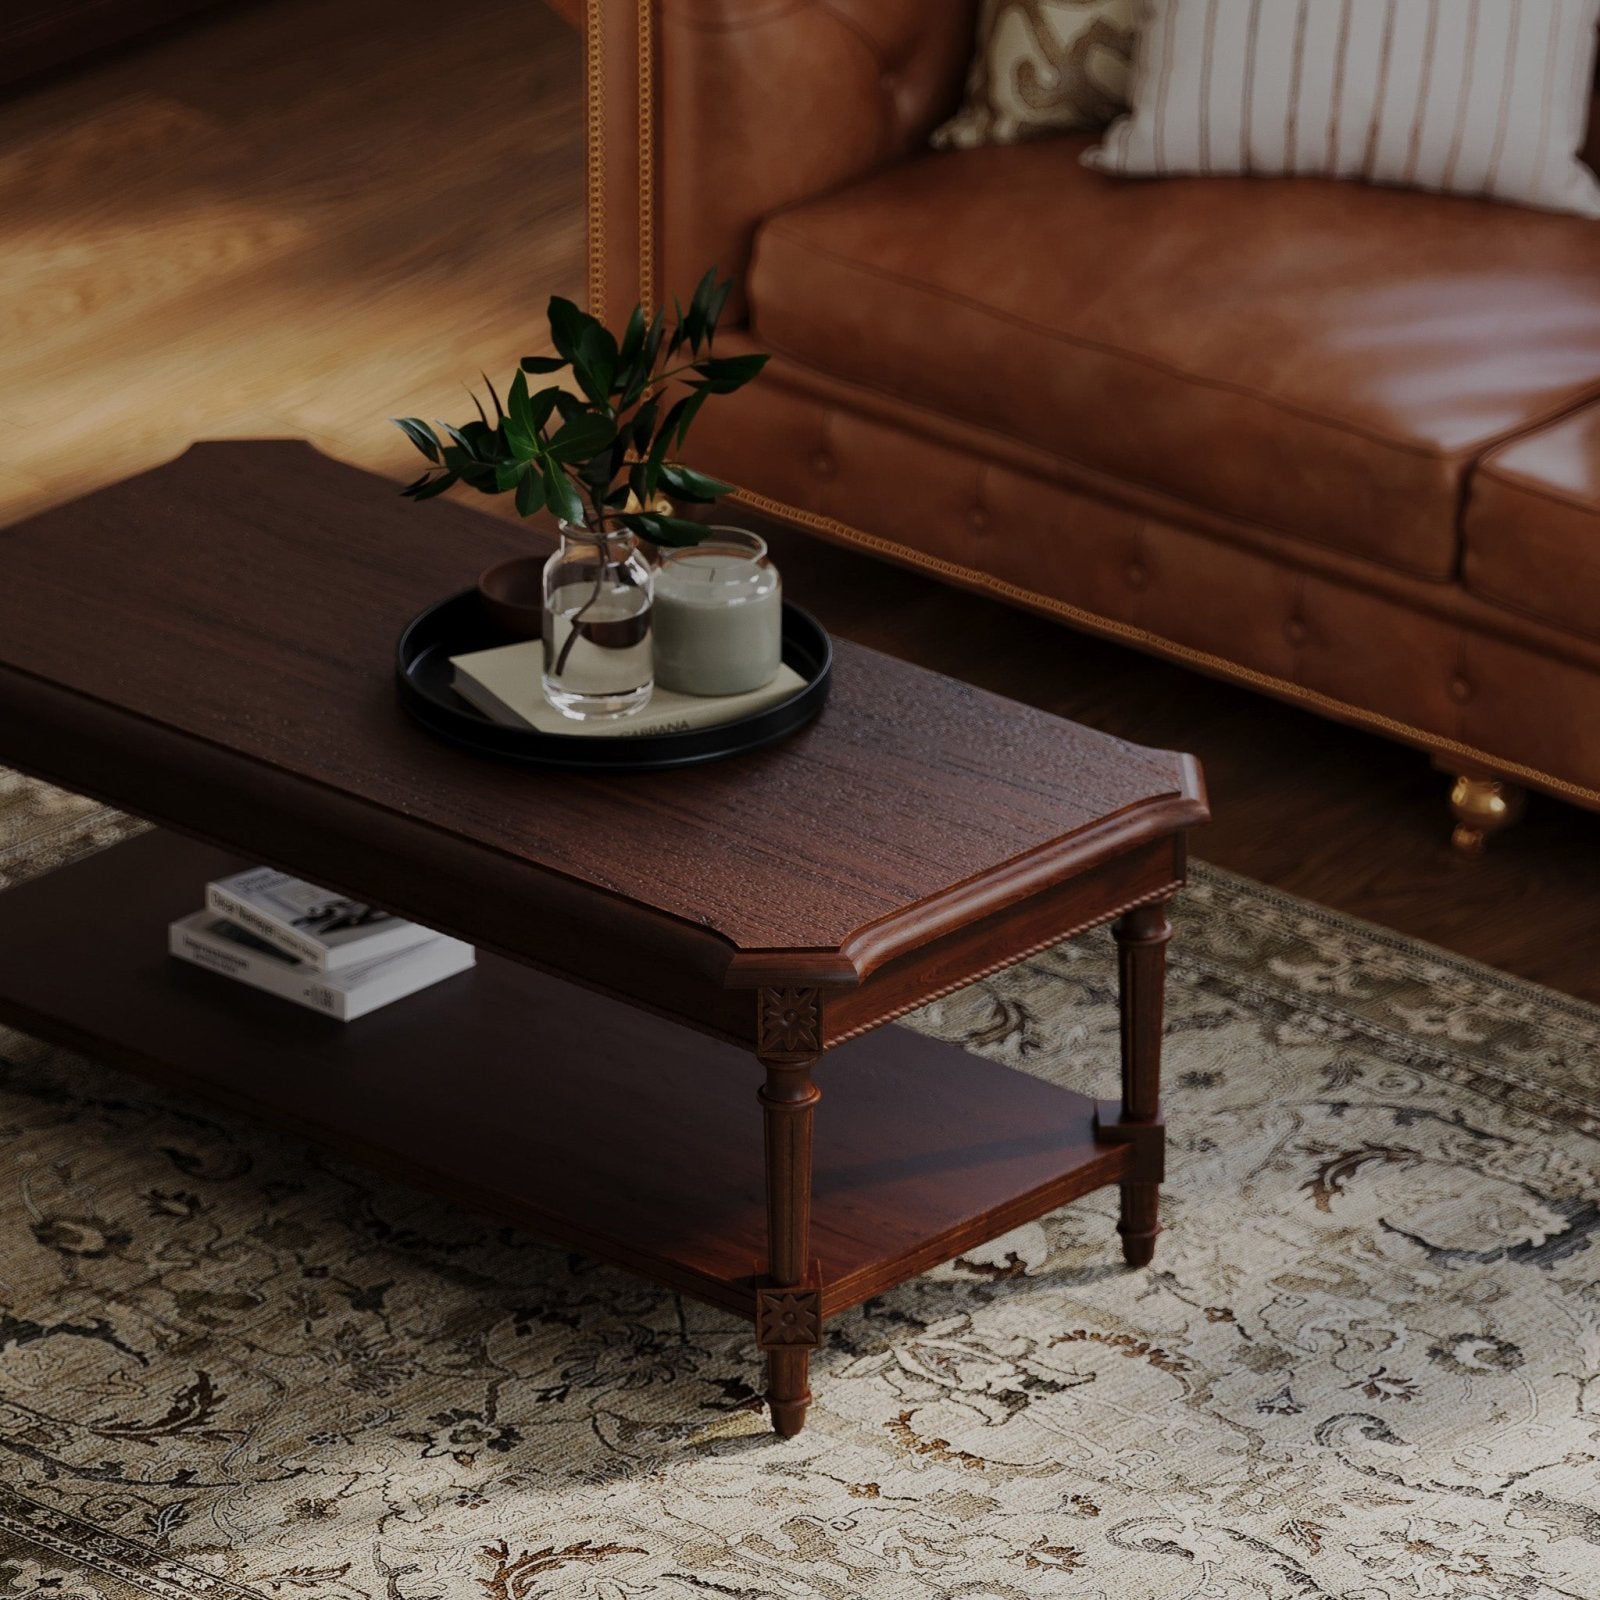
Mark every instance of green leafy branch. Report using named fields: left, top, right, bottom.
left=391, top=269, right=766, bottom=546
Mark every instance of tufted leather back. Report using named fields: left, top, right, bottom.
left=655, top=0, right=980, bottom=319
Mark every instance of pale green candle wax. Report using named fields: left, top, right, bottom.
left=652, top=536, right=783, bottom=697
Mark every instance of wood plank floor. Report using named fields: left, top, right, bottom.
left=0, top=0, right=583, bottom=515
left=4, top=0, right=1597, bottom=1004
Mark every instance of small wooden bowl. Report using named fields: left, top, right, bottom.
left=477, top=556, right=544, bottom=639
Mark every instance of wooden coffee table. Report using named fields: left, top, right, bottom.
left=0, top=441, right=1208, bottom=1435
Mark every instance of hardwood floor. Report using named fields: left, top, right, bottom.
left=4, top=0, right=1597, bottom=1004
left=0, top=0, right=583, bottom=513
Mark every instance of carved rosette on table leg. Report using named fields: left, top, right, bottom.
left=755, top=987, right=824, bottom=1438
left=1094, top=901, right=1171, bottom=1268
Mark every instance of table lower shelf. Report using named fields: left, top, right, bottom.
left=0, top=831, right=1130, bottom=1319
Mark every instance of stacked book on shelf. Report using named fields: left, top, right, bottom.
left=169, top=867, right=474, bottom=1021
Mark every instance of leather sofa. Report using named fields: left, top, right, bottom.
left=591, top=0, right=1600, bottom=850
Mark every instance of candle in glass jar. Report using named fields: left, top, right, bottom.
left=652, top=528, right=782, bottom=697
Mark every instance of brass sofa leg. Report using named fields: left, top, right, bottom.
left=1449, top=775, right=1526, bottom=855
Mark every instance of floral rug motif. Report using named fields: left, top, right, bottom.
left=0, top=773, right=1598, bottom=1599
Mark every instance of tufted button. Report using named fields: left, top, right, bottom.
left=967, top=506, right=989, bottom=534
left=1125, top=560, right=1149, bottom=590
left=1449, top=675, right=1473, bottom=704
left=810, top=450, right=835, bottom=480
left=1283, top=617, right=1307, bottom=647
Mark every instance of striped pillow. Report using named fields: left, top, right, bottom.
left=1084, top=0, right=1600, bottom=219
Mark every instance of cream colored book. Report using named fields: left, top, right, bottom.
left=449, top=640, right=806, bottom=738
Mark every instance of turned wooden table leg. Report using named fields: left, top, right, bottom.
left=755, top=988, right=824, bottom=1438
left=1096, top=901, right=1171, bottom=1268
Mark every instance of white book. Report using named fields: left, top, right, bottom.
left=205, top=868, right=439, bottom=972
left=449, top=639, right=806, bottom=738
left=169, top=911, right=475, bottom=1022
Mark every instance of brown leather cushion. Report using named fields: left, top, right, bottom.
left=1465, top=407, right=1600, bottom=640
left=748, top=139, right=1600, bottom=580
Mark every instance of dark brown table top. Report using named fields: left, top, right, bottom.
left=0, top=441, right=1205, bottom=988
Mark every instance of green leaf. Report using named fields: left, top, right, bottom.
left=619, top=370, right=650, bottom=410
left=519, top=354, right=567, bottom=374
left=671, top=388, right=708, bottom=452
left=659, top=463, right=733, bottom=503
left=542, top=462, right=586, bottom=526
left=399, top=470, right=436, bottom=496
left=481, top=372, right=506, bottom=423
left=392, top=417, right=441, bottom=463
left=548, top=412, right=617, bottom=464
left=617, top=303, right=646, bottom=374
left=437, top=419, right=499, bottom=462
left=684, top=267, right=718, bottom=355
left=657, top=514, right=712, bottom=544
left=494, top=460, right=527, bottom=492
left=575, top=336, right=617, bottom=405
left=637, top=390, right=706, bottom=494
left=629, top=393, right=661, bottom=456
left=504, top=419, right=538, bottom=460
left=690, top=353, right=768, bottom=394
left=547, top=296, right=618, bottom=402
left=615, top=303, right=652, bottom=405
left=654, top=393, right=693, bottom=447
left=508, top=369, right=536, bottom=435
left=641, top=406, right=679, bottom=495
left=706, top=276, right=733, bottom=344
left=642, top=306, right=666, bottom=374
left=504, top=372, right=543, bottom=459
left=580, top=432, right=629, bottom=494
left=515, top=469, right=546, bottom=517
left=623, top=512, right=709, bottom=547
left=546, top=296, right=591, bottom=362
left=529, top=388, right=560, bottom=432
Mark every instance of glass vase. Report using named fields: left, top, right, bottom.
left=541, top=522, right=654, bottom=721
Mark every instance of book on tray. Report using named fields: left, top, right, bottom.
left=172, top=869, right=474, bottom=1021
left=449, top=639, right=805, bottom=737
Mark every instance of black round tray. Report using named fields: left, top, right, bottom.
left=395, top=589, right=832, bottom=772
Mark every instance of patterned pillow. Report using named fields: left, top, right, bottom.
left=933, top=0, right=1140, bottom=150
left=1084, top=0, right=1600, bottom=219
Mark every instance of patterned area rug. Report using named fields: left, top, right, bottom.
left=1, top=771, right=1598, bottom=1600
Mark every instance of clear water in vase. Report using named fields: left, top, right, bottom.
left=542, top=581, right=653, bottom=720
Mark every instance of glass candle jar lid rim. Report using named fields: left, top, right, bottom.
left=656, top=548, right=776, bottom=607
left=660, top=527, right=769, bottom=564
